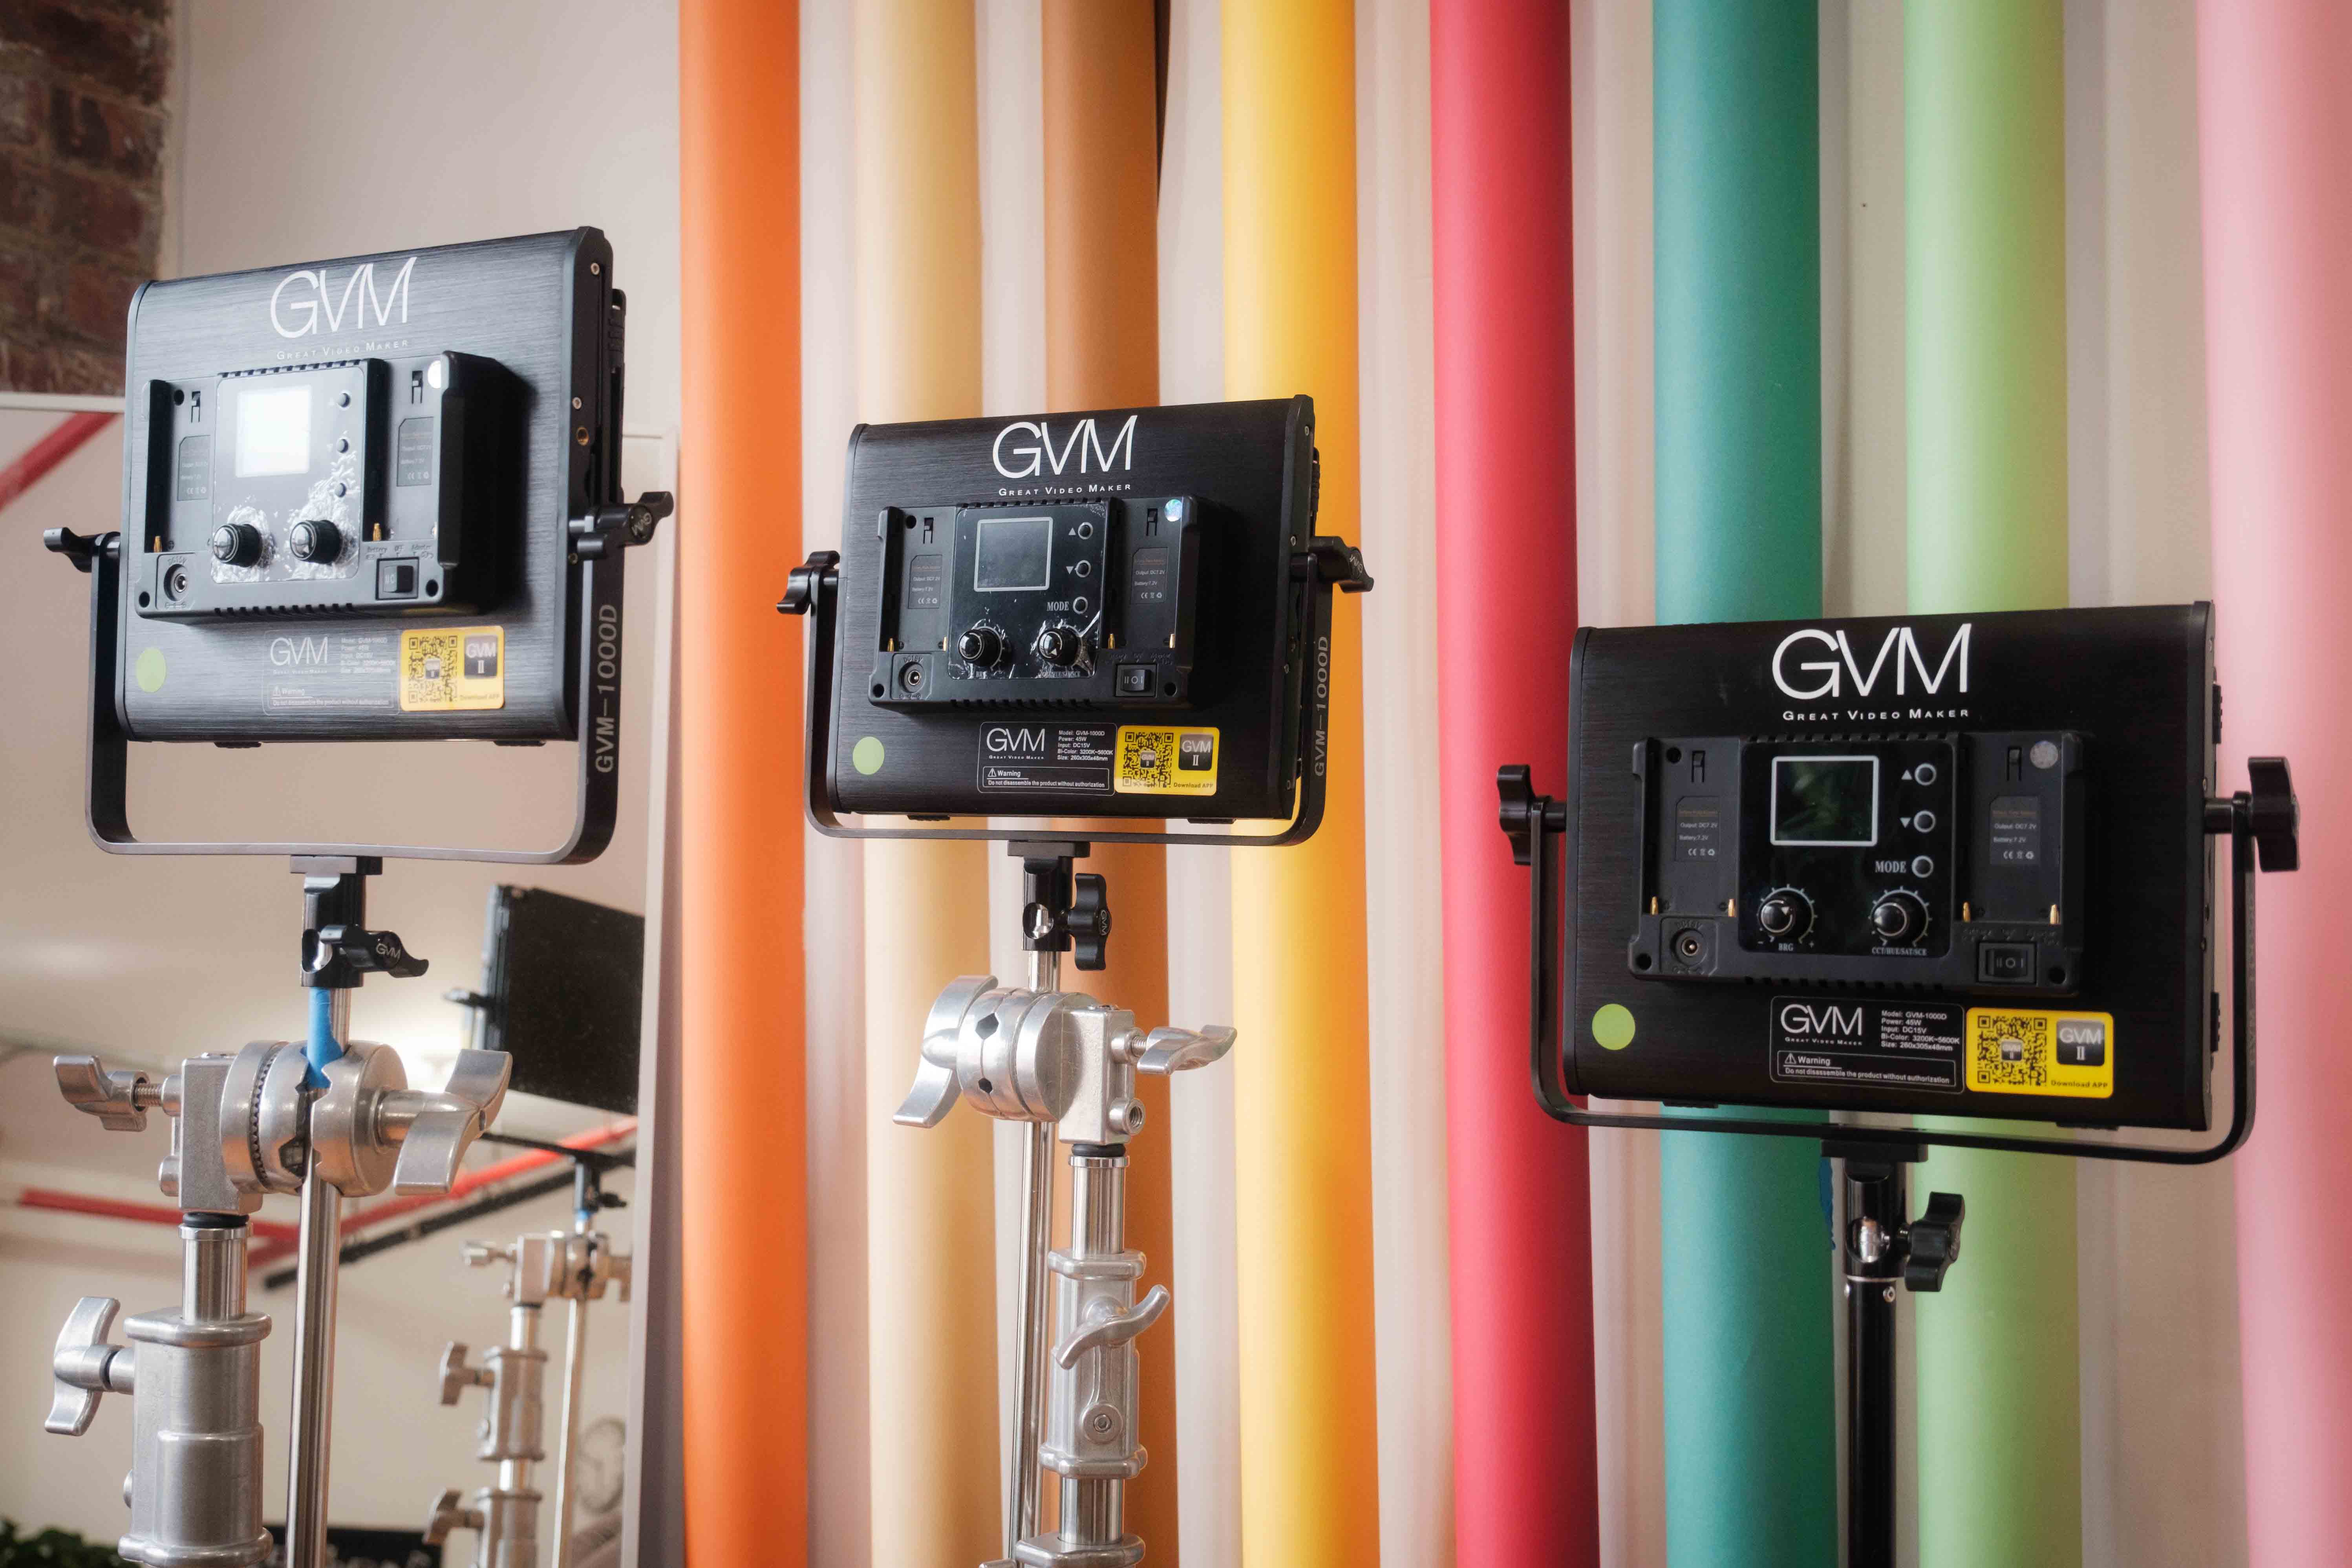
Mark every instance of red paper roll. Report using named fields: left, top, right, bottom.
left=1431, top=4, right=1599, bottom=1563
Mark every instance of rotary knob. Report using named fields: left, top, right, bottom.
left=288, top=518, right=343, bottom=564
left=209, top=522, right=263, bottom=566
left=1870, top=891, right=1930, bottom=946
left=1035, top=625, right=1083, bottom=668
left=1756, top=889, right=1813, bottom=941
left=958, top=625, right=1005, bottom=668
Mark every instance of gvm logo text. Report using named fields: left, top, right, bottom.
left=991, top=414, right=1138, bottom=479
left=270, top=257, right=417, bottom=339
left=1772, top=623, right=1972, bottom=702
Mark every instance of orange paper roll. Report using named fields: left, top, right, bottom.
left=1222, top=3, right=1383, bottom=1564
left=678, top=1, right=807, bottom=1563
left=854, top=3, right=1000, bottom=1564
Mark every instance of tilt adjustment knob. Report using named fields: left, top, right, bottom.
left=958, top=625, right=1005, bottom=668
left=288, top=518, right=343, bottom=564
left=1035, top=626, right=1083, bottom=668
left=1870, top=891, right=1929, bottom=945
left=209, top=522, right=263, bottom=567
left=1757, top=889, right=1813, bottom=940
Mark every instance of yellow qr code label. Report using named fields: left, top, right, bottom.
left=1965, top=1007, right=2114, bottom=1099
left=399, top=626, right=506, bottom=712
left=1114, top=726, right=1218, bottom=795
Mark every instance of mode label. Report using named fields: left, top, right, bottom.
left=1768, top=996, right=1963, bottom=1092
left=1964, top=1007, right=2115, bottom=1098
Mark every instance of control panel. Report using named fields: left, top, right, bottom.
left=869, top=497, right=1198, bottom=708
left=1637, top=732, right=2083, bottom=992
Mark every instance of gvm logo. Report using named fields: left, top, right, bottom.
left=991, top=414, right=1138, bottom=479
left=269, top=256, right=417, bottom=339
left=269, top=635, right=330, bottom=666
left=1771, top=622, right=1971, bottom=702
left=985, top=725, right=1047, bottom=754
left=1780, top=1001, right=1864, bottom=1038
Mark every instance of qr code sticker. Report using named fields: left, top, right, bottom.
left=1114, top=725, right=1215, bottom=794
left=404, top=631, right=461, bottom=707
left=1121, top=729, right=1176, bottom=789
left=1971, top=1012, right=2050, bottom=1090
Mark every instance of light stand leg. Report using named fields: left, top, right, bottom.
left=1007, top=944, right=1063, bottom=1562
left=1842, top=1157, right=1905, bottom=1568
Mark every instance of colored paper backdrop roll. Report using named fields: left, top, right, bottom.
left=854, top=5, right=1000, bottom=1564
left=2198, top=3, right=2352, bottom=1560
left=677, top=3, right=807, bottom=1563
left=1222, top=4, right=1383, bottom=1564
left=1428, top=4, right=1597, bottom=1565
left=1906, top=5, right=2081, bottom=1564
left=1650, top=4, right=1838, bottom=1562
left=1039, top=1, right=1178, bottom=1553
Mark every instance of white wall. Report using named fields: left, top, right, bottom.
left=0, top=0, right=678, bottom=1548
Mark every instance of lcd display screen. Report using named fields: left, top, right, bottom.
left=234, top=383, right=313, bottom=478
left=1771, top=755, right=1880, bottom=846
left=973, top=515, right=1053, bottom=592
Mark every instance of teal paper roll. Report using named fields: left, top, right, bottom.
left=1906, top=3, right=2081, bottom=1565
left=1653, top=3, right=1838, bottom=1563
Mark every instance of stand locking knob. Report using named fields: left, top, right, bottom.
left=437, top=1343, right=492, bottom=1406
left=1067, top=874, right=1111, bottom=970
left=2246, top=756, right=2299, bottom=872
left=306, top=924, right=429, bottom=980
left=423, top=1488, right=483, bottom=1546
left=388, top=1051, right=513, bottom=1195
left=1052, top=1284, right=1171, bottom=1369
left=47, top=1296, right=131, bottom=1436
left=54, top=1055, right=153, bottom=1133
left=1903, top=1192, right=1965, bottom=1292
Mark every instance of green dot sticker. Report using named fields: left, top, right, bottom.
left=851, top=736, right=885, bottom=776
left=134, top=647, right=166, bottom=693
left=1592, top=1003, right=1636, bottom=1051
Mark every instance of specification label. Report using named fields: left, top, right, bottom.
left=1767, top=996, right=1964, bottom=1092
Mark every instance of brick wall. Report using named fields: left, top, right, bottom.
left=0, top=0, right=170, bottom=396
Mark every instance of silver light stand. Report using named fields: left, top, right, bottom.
left=428, top=1158, right=633, bottom=1568
left=42, top=862, right=510, bottom=1568
left=896, top=842, right=1235, bottom=1568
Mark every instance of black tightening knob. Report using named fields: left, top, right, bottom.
left=288, top=518, right=342, bottom=564
left=1035, top=625, right=1083, bottom=668
left=958, top=625, right=1005, bottom=667
left=1757, top=891, right=1810, bottom=939
left=1871, top=892, right=1927, bottom=944
left=210, top=522, right=264, bottom=567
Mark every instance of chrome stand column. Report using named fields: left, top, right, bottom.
left=284, top=989, right=350, bottom=1568
left=1006, top=948, right=1062, bottom=1561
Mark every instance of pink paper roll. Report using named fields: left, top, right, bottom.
left=2197, top=5, right=2352, bottom=1562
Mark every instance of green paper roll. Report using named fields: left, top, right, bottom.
left=1653, top=4, right=1838, bottom=1563
left=1906, top=4, right=2081, bottom=1565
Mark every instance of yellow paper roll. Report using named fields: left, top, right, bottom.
left=854, top=4, right=998, bottom=1564
left=1223, top=4, right=1383, bottom=1564
left=1039, top=0, right=1176, bottom=1554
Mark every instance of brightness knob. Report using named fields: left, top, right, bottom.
left=288, top=518, right=342, bottom=564
left=958, top=625, right=1005, bottom=668
left=1035, top=625, right=1083, bottom=668
left=1870, top=891, right=1929, bottom=946
left=209, top=522, right=263, bottom=566
left=1757, top=889, right=1813, bottom=941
